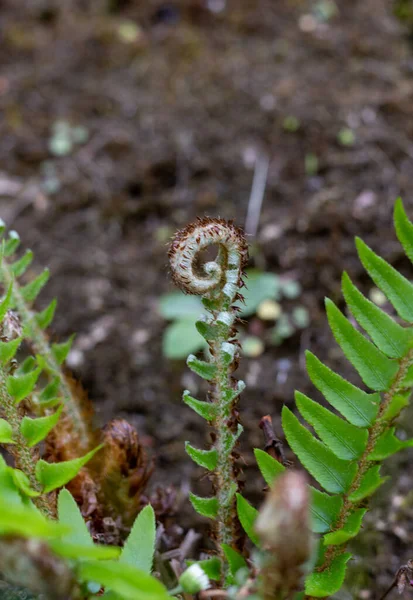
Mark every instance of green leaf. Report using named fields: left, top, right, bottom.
left=158, top=292, right=203, bottom=320
left=121, top=505, right=156, bottom=573
left=196, top=320, right=219, bottom=342
left=236, top=493, right=259, bottom=546
left=7, top=367, right=41, bottom=403
left=310, top=488, right=343, bottom=534
left=187, top=557, right=221, bottom=581
left=189, top=493, right=218, bottom=519
left=306, top=352, right=379, bottom=427
left=356, top=237, right=413, bottom=323
left=187, top=354, right=217, bottom=380
left=78, top=560, right=170, bottom=600
left=20, top=269, right=50, bottom=303
left=35, top=445, right=103, bottom=493
left=52, top=335, right=75, bottom=365
left=0, top=418, right=14, bottom=443
left=368, top=427, right=409, bottom=460
left=39, top=377, right=60, bottom=402
left=10, top=469, right=41, bottom=497
left=325, top=299, right=398, bottom=391
left=394, top=198, right=413, bottom=264
left=58, top=488, right=94, bottom=546
left=182, top=390, right=216, bottom=421
left=282, top=406, right=356, bottom=494
left=222, top=380, right=246, bottom=404
left=11, top=250, right=33, bottom=277
left=295, top=391, right=368, bottom=460
left=0, top=503, right=68, bottom=538
left=305, top=553, right=351, bottom=597
left=342, top=272, right=412, bottom=358
left=323, top=508, right=366, bottom=546
left=223, top=423, right=243, bottom=455
left=254, top=448, right=285, bottom=486
left=20, top=406, right=63, bottom=447
left=383, top=392, right=410, bottom=421
left=163, top=319, right=207, bottom=359
left=0, top=337, right=22, bottom=364
left=17, top=356, right=36, bottom=374
left=4, top=231, right=20, bottom=256
left=0, top=282, right=13, bottom=322
left=35, top=299, right=57, bottom=329
left=222, top=544, right=247, bottom=584
left=185, top=442, right=218, bottom=470
left=348, top=465, right=386, bottom=502
left=237, top=270, right=280, bottom=317
left=50, top=540, right=120, bottom=560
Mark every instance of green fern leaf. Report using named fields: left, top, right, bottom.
left=0, top=337, right=21, bottom=364
left=189, top=493, right=218, bottom=519
left=121, top=505, right=156, bottom=573
left=236, top=493, right=259, bottom=546
left=0, top=418, right=14, bottom=443
left=185, top=442, right=218, bottom=470
left=58, top=488, right=94, bottom=546
left=383, top=392, right=410, bottom=420
left=368, top=427, right=410, bottom=460
left=282, top=406, right=356, bottom=494
left=182, top=391, right=216, bottom=421
left=20, top=406, right=63, bottom=447
left=4, top=231, right=20, bottom=256
left=222, top=544, right=247, bottom=585
left=20, top=269, right=49, bottom=303
left=295, top=391, right=368, bottom=460
left=35, top=299, right=57, bottom=329
left=323, top=508, right=366, bottom=545
left=305, top=352, right=379, bottom=427
left=356, top=237, right=413, bottom=322
left=305, top=553, right=351, bottom=597
left=253, top=448, right=285, bottom=486
left=348, top=465, right=386, bottom=502
left=187, top=354, right=217, bottom=380
left=39, top=377, right=60, bottom=402
left=35, top=445, right=103, bottom=493
left=0, top=283, right=13, bottom=323
left=6, top=367, right=42, bottom=404
left=10, top=250, right=33, bottom=277
left=222, top=380, right=246, bottom=404
left=52, top=335, right=75, bottom=365
left=325, top=299, right=398, bottom=391
left=310, top=488, right=343, bottom=534
left=394, top=198, right=413, bottom=264
left=10, top=469, right=40, bottom=497
left=342, top=272, right=412, bottom=358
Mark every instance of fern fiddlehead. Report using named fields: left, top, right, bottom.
left=169, top=217, right=248, bottom=553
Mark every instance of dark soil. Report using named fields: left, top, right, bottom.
left=2, top=0, right=413, bottom=597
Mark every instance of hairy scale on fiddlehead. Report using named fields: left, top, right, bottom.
left=169, top=217, right=248, bottom=556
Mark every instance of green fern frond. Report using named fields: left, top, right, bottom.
left=281, top=199, right=413, bottom=598
left=0, top=227, right=89, bottom=449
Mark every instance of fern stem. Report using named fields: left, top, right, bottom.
left=210, top=305, right=241, bottom=550
left=0, top=263, right=89, bottom=450
left=169, top=218, right=249, bottom=555
left=0, top=364, right=53, bottom=517
left=310, top=347, right=413, bottom=592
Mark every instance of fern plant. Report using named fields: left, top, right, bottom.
left=170, top=199, right=413, bottom=599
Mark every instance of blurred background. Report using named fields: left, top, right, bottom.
left=1, top=0, right=413, bottom=596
